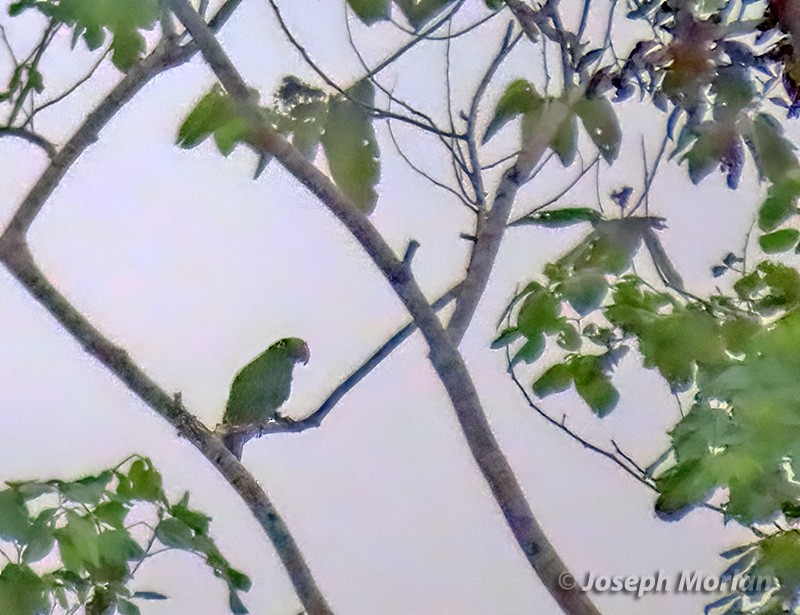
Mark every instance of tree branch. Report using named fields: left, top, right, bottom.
left=445, top=88, right=585, bottom=345
left=0, top=126, right=56, bottom=158
left=168, top=2, right=602, bottom=612
left=0, top=3, right=335, bottom=614
left=0, top=237, right=333, bottom=615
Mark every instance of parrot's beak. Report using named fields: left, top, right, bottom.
left=299, top=342, right=310, bottom=365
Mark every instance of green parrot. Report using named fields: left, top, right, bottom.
left=221, top=338, right=309, bottom=456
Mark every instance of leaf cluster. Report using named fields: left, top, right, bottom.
left=0, top=456, right=250, bottom=614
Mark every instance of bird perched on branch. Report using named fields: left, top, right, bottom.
left=221, top=337, right=310, bottom=457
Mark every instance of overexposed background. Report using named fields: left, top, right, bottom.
left=0, top=0, right=769, bottom=613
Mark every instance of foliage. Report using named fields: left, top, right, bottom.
left=0, top=456, right=250, bottom=614
left=9, top=0, right=159, bottom=70
left=12, top=0, right=800, bottom=612
left=178, top=77, right=380, bottom=211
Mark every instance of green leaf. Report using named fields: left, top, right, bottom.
left=347, top=0, right=390, bottom=23
left=177, top=85, right=235, bottom=150
left=214, top=117, right=249, bottom=157
left=512, top=207, right=601, bottom=228
left=59, top=471, right=112, bottom=504
left=655, top=458, right=718, bottom=519
left=669, top=402, right=736, bottom=462
left=636, top=309, right=725, bottom=387
left=575, top=96, right=621, bottom=163
left=571, top=355, right=619, bottom=417
left=490, top=327, right=521, bottom=349
left=759, top=229, right=800, bottom=254
left=394, top=0, right=457, bottom=29
left=482, top=80, right=542, bottom=144
left=0, top=565, right=48, bottom=615
left=52, top=0, right=159, bottom=71
left=229, top=589, right=249, bottom=615
left=557, top=323, right=582, bottom=351
left=511, top=333, right=546, bottom=365
left=171, top=501, right=211, bottom=536
left=93, top=501, right=128, bottom=530
left=21, top=513, right=54, bottom=564
left=711, top=66, right=755, bottom=120
left=720, top=317, right=761, bottom=355
left=321, top=81, right=380, bottom=213
left=118, top=600, right=142, bottom=615
left=550, top=112, right=578, bottom=167
left=0, top=489, right=30, bottom=542
left=224, top=567, right=252, bottom=592
left=111, top=28, right=146, bottom=72
left=751, top=113, right=798, bottom=183
left=132, top=591, right=168, bottom=600
left=758, top=178, right=800, bottom=232
left=532, top=363, right=573, bottom=397
left=156, top=518, right=195, bottom=550
left=557, top=270, right=609, bottom=316
left=516, top=288, right=562, bottom=335
left=90, top=530, right=144, bottom=583
left=5, top=481, right=55, bottom=501
left=123, top=459, right=163, bottom=502
left=683, top=121, right=739, bottom=185
left=55, top=511, right=101, bottom=573
left=579, top=219, right=646, bottom=275
left=86, top=586, right=115, bottom=615
left=224, top=337, right=309, bottom=427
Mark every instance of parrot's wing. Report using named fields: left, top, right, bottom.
left=223, top=339, right=306, bottom=426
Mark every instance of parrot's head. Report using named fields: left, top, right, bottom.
left=279, top=337, right=310, bottom=365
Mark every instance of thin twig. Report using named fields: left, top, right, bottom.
left=25, top=47, right=111, bottom=124
left=0, top=126, right=56, bottom=158
left=627, top=121, right=671, bottom=217
left=507, top=356, right=656, bottom=490
left=509, top=155, right=600, bottom=225
left=386, top=119, right=478, bottom=211
left=465, top=23, right=521, bottom=208
left=264, top=0, right=462, bottom=140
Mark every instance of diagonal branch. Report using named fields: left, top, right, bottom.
left=0, top=237, right=333, bottom=615
left=168, top=1, right=601, bottom=612
left=0, top=3, right=334, bottom=614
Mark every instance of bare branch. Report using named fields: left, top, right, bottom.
left=506, top=347, right=655, bottom=490
left=26, top=47, right=111, bottom=124
left=464, top=23, right=522, bottom=208
left=386, top=118, right=478, bottom=212
left=0, top=126, right=56, bottom=157
left=388, top=7, right=501, bottom=40
left=626, top=114, right=673, bottom=216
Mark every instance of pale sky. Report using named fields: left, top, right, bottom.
left=0, top=1, right=769, bottom=613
